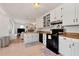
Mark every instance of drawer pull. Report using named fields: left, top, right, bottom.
left=72, top=43, right=74, bottom=46
left=69, top=45, right=71, bottom=48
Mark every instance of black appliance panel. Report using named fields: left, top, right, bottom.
left=46, top=29, right=63, bottom=54
left=39, top=33, right=43, bottom=43
left=17, top=28, right=25, bottom=33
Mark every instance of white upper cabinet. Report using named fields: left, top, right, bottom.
left=50, top=10, right=55, bottom=22
left=50, top=5, right=63, bottom=22
left=36, top=17, right=43, bottom=28
left=75, top=4, right=79, bottom=25
left=62, top=3, right=79, bottom=26
left=55, top=5, right=63, bottom=21
left=63, top=3, right=76, bottom=26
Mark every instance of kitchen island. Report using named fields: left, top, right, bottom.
left=24, top=32, right=39, bottom=44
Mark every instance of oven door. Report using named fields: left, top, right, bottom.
left=46, top=33, right=59, bottom=54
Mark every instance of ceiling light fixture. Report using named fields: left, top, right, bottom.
left=33, top=3, right=40, bottom=8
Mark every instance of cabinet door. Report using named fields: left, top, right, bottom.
left=59, top=36, right=72, bottom=56
left=55, top=5, right=63, bottom=21
left=50, top=10, right=54, bottom=22
left=59, top=36, right=65, bottom=55
left=53, top=9, right=57, bottom=21
left=50, top=9, right=57, bottom=22
left=64, top=37, right=72, bottom=56
left=75, top=4, right=79, bottom=25
left=63, top=4, right=76, bottom=26
left=36, top=17, right=43, bottom=28
left=72, top=39, right=79, bottom=56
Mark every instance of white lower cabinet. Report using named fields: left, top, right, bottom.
left=43, top=33, right=46, bottom=45
left=71, top=39, right=79, bottom=56
left=64, top=38, right=72, bottom=56
left=59, top=36, right=79, bottom=56
left=59, top=36, right=65, bottom=55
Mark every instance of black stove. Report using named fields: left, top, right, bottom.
left=46, top=29, right=63, bottom=54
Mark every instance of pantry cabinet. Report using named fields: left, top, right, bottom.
left=59, top=36, right=79, bottom=56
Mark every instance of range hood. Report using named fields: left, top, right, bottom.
left=51, top=20, right=62, bottom=25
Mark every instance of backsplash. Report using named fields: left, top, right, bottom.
left=64, top=26, right=79, bottom=33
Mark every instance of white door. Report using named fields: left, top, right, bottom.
left=63, top=4, right=76, bottom=26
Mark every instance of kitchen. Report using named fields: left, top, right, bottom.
left=0, top=3, right=79, bottom=56
left=23, top=3, right=79, bottom=55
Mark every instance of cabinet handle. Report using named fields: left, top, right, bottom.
left=69, top=44, right=71, bottom=48
left=72, top=43, right=74, bottom=46
left=76, top=18, right=78, bottom=22
left=73, top=19, right=75, bottom=23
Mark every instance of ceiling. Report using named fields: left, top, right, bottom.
left=0, top=3, right=61, bottom=20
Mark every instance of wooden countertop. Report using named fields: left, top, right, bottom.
left=63, top=32, right=79, bottom=39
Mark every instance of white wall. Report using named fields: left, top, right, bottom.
left=0, top=6, right=10, bottom=37
left=13, top=18, right=35, bottom=34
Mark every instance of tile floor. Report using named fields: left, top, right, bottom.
left=0, top=39, right=59, bottom=56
